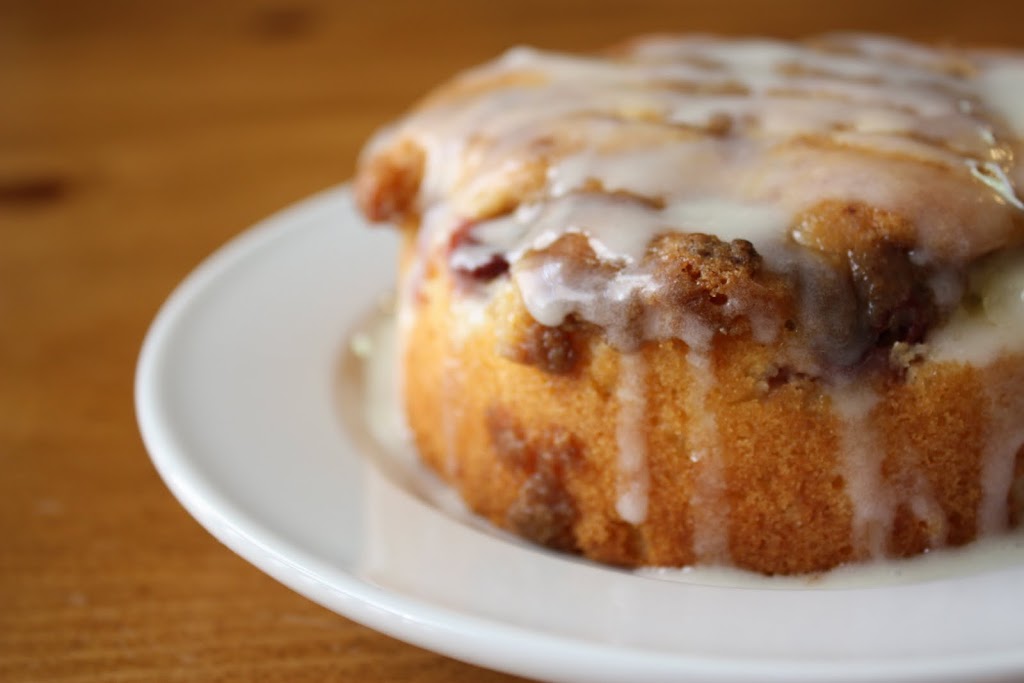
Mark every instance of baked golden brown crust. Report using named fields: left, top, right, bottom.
left=402, top=245, right=1024, bottom=574
left=356, top=34, right=1024, bottom=574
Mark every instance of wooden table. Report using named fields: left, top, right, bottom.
left=3, top=1, right=1023, bottom=681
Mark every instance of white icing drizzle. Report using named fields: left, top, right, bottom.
left=363, top=34, right=1024, bottom=362
left=978, top=427, right=1024, bottom=536
left=978, top=362, right=1024, bottom=535
left=831, top=385, right=892, bottom=559
left=829, top=383, right=980, bottom=557
left=375, top=36, right=1021, bottom=233
left=930, top=247, right=1024, bottom=364
left=678, top=327, right=731, bottom=564
left=906, top=467, right=948, bottom=547
left=615, top=352, right=649, bottom=525
left=974, top=57, right=1024, bottom=142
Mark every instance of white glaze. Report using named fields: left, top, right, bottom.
left=906, top=468, right=948, bottom=547
left=975, top=58, right=1024, bottom=141
left=979, top=424, right=1024, bottom=536
left=364, top=34, right=1024, bottom=365
left=830, top=385, right=892, bottom=559
left=930, top=247, right=1024, bottom=365
left=978, top=361, right=1024, bottom=535
left=683, top=344, right=731, bottom=564
left=370, top=37, right=1021, bottom=249
left=615, top=353, right=650, bottom=524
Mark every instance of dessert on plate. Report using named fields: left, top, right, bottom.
left=354, top=34, right=1024, bottom=575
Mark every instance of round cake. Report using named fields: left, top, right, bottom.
left=354, top=34, right=1024, bottom=575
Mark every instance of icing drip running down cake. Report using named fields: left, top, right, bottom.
left=354, top=34, right=1024, bottom=575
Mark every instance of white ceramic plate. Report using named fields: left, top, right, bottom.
left=136, top=186, right=1024, bottom=683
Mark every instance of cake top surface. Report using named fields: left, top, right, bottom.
left=356, top=34, right=1024, bottom=366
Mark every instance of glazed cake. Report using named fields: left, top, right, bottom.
left=355, top=34, right=1024, bottom=575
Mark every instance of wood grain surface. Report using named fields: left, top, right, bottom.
left=3, top=1, right=1023, bottom=681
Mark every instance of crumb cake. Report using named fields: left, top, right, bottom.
left=354, top=34, right=1024, bottom=575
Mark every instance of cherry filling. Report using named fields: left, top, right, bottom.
left=448, top=219, right=510, bottom=283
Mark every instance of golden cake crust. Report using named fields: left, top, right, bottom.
left=402, top=245, right=1024, bottom=574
